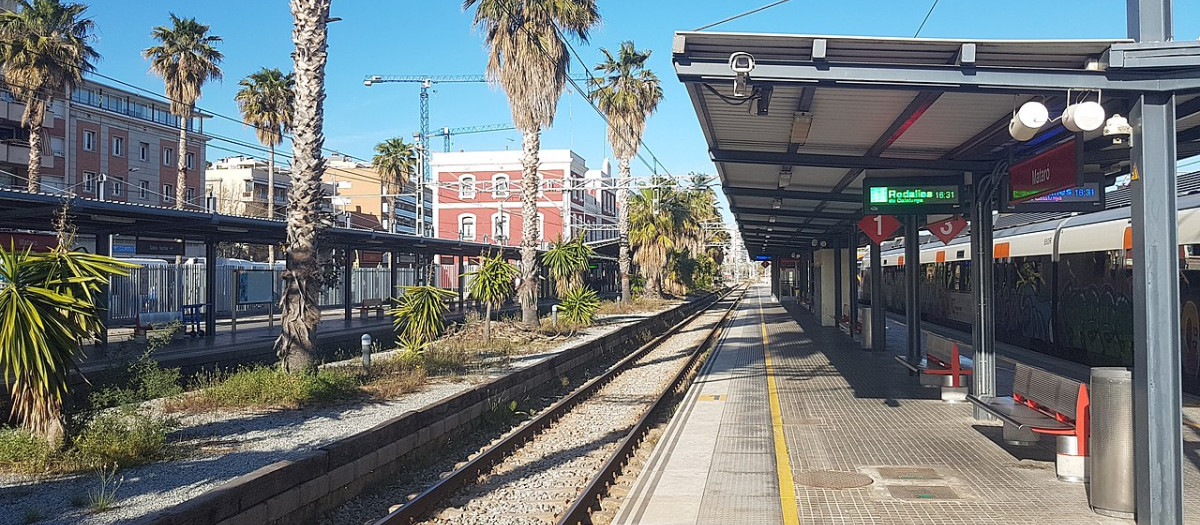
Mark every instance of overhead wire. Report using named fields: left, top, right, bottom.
left=914, top=0, right=941, bottom=38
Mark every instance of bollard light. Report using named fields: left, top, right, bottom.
left=361, top=334, right=372, bottom=374
left=552, top=304, right=560, bottom=325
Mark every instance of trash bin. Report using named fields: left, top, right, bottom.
left=1089, top=367, right=1135, bottom=520
left=859, top=307, right=871, bottom=349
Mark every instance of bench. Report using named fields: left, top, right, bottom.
left=358, top=298, right=387, bottom=319
left=134, top=311, right=183, bottom=335
left=967, top=363, right=1090, bottom=482
left=894, top=331, right=973, bottom=402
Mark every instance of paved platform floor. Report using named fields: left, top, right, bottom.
left=615, top=284, right=1200, bottom=524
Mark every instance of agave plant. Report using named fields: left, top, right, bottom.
left=0, top=245, right=135, bottom=445
left=557, top=286, right=601, bottom=326
left=389, top=286, right=456, bottom=345
left=466, top=252, right=517, bottom=344
left=541, top=235, right=594, bottom=298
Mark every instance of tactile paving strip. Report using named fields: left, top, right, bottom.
left=878, top=467, right=942, bottom=480
left=886, top=485, right=960, bottom=501
left=794, top=470, right=875, bottom=489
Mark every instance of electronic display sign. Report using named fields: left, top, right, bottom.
left=1003, top=180, right=1105, bottom=212
left=862, top=176, right=965, bottom=214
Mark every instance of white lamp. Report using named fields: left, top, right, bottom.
left=1062, top=101, right=1106, bottom=133
left=1008, top=101, right=1049, bottom=141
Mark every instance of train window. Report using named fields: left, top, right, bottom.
left=956, top=250, right=965, bottom=258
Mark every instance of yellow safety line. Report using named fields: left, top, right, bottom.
left=760, top=294, right=801, bottom=525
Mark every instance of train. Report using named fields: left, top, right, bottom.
left=863, top=189, right=1200, bottom=395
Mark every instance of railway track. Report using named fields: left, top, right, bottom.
left=368, top=287, right=744, bottom=525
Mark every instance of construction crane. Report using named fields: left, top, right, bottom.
left=428, top=123, right=516, bottom=152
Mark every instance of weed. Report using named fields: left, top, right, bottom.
left=88, top=349, right=182, bottom=410
left=0, top=426, right=54, bottom=474
left=362, top=365, right=427, bottom=399
left=170, top=366, right=361, bottom=412
left=146, top=320, right=183, bottom=352
left=73, top=407, right=176, bottom=468
left=88, top=463, right=123, bottom=512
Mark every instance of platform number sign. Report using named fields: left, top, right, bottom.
left=858, top=214, right=901, bottom=245
left=928, top=215, right=968, bottom=245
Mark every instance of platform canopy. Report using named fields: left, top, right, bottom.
left=673, top=32, right=1200, bottom=256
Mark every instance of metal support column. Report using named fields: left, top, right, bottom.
left=903, top=216, right=921, bottom=360
left=456, top=255, right=465, bottom=312
left=1129, top=2, right=1183, bottom=519
left=389, top=251, right=398, bottom=298
left=870, top=239, right=884, bottom=352
left=204, top=239, right=217, bottom=337
left=848, top=231, right=858, bottom=333
left=342, top=248, right=353, bottom=321
left=971, top=181, right=998, bottom=419
left=770, top=257, right=781, bottom=298
left=95, top=232, right=111, bottom=350
left=833, top=246, right=843, bottom=324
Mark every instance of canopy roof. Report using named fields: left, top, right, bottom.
left=674, top=32, right=1200, bottom=255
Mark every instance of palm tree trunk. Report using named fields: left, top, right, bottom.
left=484, top=301, right=492, bottom=344
left=518, top=129, right=540, bottom=327
left=276, top=0, right=331, bottom=374
left=618, top=156, right=632, bottom=303
left=268, top=144, right=276, bottom=264
left=24, top=99, right=44, bottom=192
left=176, top=114, right=188, bottom=209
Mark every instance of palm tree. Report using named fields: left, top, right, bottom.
left=390, top=285, right=457, bottom=344
left=235, top=67, right=294, bottom=220
left=371, top=137, right=418, bottom=234
left=144, top=14, right=222, bottom=210
left=541, top=234, right=593, bottom=297
left=274, top=0, right=331, bottom=374
left=588, top=41, right=662, bottom=305
left=0, top=0, right=98, bottom=192
left=464, top=0, right=600, bottom=327
left=466, top=251, right=517, bottom=344
left=629, top=186, right=680, bottom=298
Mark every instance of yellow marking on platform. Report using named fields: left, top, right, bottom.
left=698, top=394, right=724, bottom=401
left=760, top=295, right=801, bottom=525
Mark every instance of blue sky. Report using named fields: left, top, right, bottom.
left=80, top=1, right=1200, bottom=219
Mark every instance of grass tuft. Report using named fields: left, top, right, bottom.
left=169, top=366, right=362, bottom=412
left=72, top=408, right=177, bottom=468
left=0, top=427, right=54, bottom=474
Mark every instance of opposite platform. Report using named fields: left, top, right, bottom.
left=615, top=283, right=1200, bottom=524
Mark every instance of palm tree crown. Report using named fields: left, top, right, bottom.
left=235, top=67, right=293, bottom=150
left=589, top=41, right=662, bottom=160
left=372, top=137, right=418, bottom=233
left=0, top=0, right=98, bottom=192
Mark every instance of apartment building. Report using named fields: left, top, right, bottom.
left=326, top=154, right=433, bottom=236
left=430, top=149, right=618, bottom=246
left=204, top=156, right=292, bottom=217
left=0, top=78, right=209, bottom=208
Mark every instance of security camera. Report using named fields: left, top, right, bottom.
left=729, top=52, right=755, bottom=74
left=1103, top=114, right=1132, bottom=145
left=729, top=52, right=755, bottom=98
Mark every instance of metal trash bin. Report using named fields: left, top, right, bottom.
left=859, top=307, right=871, bottom=349
left=1089, top=367, right=1135, bottom=520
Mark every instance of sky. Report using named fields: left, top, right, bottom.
left=78, top=0, right=1200, bottom=222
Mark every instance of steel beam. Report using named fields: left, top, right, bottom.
left=1128, top=1, right=1184, bottom=522
left=733, top=206, right=859, bottom=220
left=834, top=246, right=843, bottom=326
left=676, top=58, right=1200, bottom=95
left=970, top=183, right=997, bottom=420
left=904, top=216, right=921, bottom=361
left=95, top=232, right=111, bottom=350
left=723, top=185, right=862, bottom=203
left=343, top=248, right=353, bottom=322
left=712, top=149, right=991, bottom=172
left=204, top=239, right=217, bottom=337
left=869, top=238, right=885, bottom=352
left=848, top=231, right=858, bottom=335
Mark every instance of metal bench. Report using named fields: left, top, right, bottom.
left=967, top=363, right=1090, bottom=482
left=358, top=298, right=387, bottom=319
left=894, top=331, right=973, bottom=402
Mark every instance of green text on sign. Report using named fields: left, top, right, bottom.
left=868, top=185, right=959, bottom=205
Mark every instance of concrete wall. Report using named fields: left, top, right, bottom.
left=134, top=294, right=716, bottom=525
left=818, top=250, right=837, bottom=326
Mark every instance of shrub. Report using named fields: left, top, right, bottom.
left=0, top=426, right=55, bottom=473
left=72, top=408, right=176, bottom=468
left=88, top=350, right=182, bottom=410
left=389, top=286, right=456, bottom=343
left=176, top=366, right=361, bottom=411
left=558, top=286, right=601, bottom=326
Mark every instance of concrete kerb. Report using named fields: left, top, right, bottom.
left=133, top=292, right=717, bottom=525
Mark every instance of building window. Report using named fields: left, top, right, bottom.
left=492, top=174, right=510, bottom=199
left=185, top=152, right=195, bottom=170
left=112, top=136, right=124, bottom=157
left=82, top=171, right=95, bottom=193
left=111, top=177, right=123, bottom=196
left=185, top=187, right=195, bottom=203
left=459, top=174, right=476, bottom=199
left=82, top=130, right=95, bottom=151
left=162, top=147, right=173, bottom=166
left=163, top=183, right=174, bottom=203
left=139, top=180, right=149, bottom=199
left=459, top=215, right=476, bottom=241
left=50, top=137, right=65, bottom=157
left=491, top=212, right=509, bottom=243
left=139, top=142, right=149, bottom=161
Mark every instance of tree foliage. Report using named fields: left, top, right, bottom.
left=541, top=235, right=593, bottom=297
left=557, top=286, right=600, bottom=326
left=629, top=175, right=723, bottom=297
left=371, top=137, right=418, bottom=233
left=389, top=286, right=456, bottom=344
left=466, top=251, right=517, bottom=343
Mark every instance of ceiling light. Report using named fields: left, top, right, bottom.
left=769, top=216, right=776, bottom=223
left=767, top=227, right=773, bottom=232
left=811, top=239, right=819, bottom=247
left=772, top=198, right=783, bottom=209
left=790, top=112, right=813, bottom=145
left=1063, top=101, right=1106, bottom=133
left=778, top=170, right=792, bottom=188
left=1008, top=101, right=1048, bottom=141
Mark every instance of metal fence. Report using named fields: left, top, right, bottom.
left=108, top=264, right=420, bottom=324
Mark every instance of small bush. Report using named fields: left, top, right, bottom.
left=362, top=364, right=427, bottom=399
left=558, top=286, right=601, bottom=326
left=174, top=366, right=361, bottom=412
left=89, top=351, right=182, bottom=410
left=0, top=426, right=55, bottom=474
left=73, top=408, right=176, bottom=468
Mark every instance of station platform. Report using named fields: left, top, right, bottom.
left=614, top=284, right=1200, bottom=524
